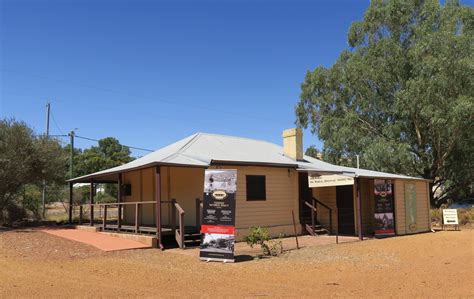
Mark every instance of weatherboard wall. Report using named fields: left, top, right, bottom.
left=210, top=165, right=301, bottom=239
left=394, top=179, right=430, bottom=235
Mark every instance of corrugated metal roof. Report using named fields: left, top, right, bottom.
left=69, top=132, right=426, bottom=182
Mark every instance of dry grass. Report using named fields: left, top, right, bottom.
left=431, top=208, right=474, bottom=227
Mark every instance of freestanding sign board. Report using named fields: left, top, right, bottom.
left=442, top=209, right=459, bottom=230
left=200, top=169, right=237, bottom=262
left=374, top=179, right=395, bottom=237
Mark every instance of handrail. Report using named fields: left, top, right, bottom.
left=172, top=199, right=185, bottom=249
left=72, top=199, right=190, bottom=249
left=304, top=199, right=317, bottom=236
left=312, top=196, right=334, bottom=238
left=304, top=201, right=317, bottom=212
left=312, top=197, right=332, bottom=212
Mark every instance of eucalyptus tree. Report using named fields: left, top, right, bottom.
left=296, top=0, right=473, bottom=206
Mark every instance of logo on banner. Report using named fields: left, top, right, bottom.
left=212, top=190, right=228, bottom=200
left=200, top=169, right=237, bottom=263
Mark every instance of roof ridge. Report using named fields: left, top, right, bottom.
left=197, top=132, right=282, bottom=147
left=176, top=132, right=202, bottom=153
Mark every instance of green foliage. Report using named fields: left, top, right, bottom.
left=70, top=137, right=134, bottom=178
left=0, top=119, right=67, bottom=223
left=305, top=145, right=320, bottom=159
left=245, top=226, right=270, bottom=254
left=296, top=0, right=474, bottom=206
left=65, top=136, right=134, bottom=202
left=244, top=226, right=283, bottom=256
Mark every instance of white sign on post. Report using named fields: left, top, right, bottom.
left=308, top=173, right=354, bottom=188
left=442, top=209, right=459, bottom=225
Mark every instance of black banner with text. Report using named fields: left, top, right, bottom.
left=200, top=169, right=237, bottom=262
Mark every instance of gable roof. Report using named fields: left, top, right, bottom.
left=69, top=132, right=426, bottom=183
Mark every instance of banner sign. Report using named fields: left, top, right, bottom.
left=374, top=179, right=395, bottom=237
left=308, top=173, right=354, bottom=188
left=404, top=183, right=417, bottom=233
left=443, top=209, right=459, bottom=225
left=200, top=169, right=237, bottom=262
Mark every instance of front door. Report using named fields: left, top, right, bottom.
left=336, top=185, right=355, bottom=235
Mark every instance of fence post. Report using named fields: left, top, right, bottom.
left=311, top=198, right=315, bottom=235
left=135, top=203, right=139, bottom=233
left=179, top=210, right=185, bottom=249
left=79, top=205, right=83, bottom=225
left=103, top=205, right=107, bottom=231
left=329, top=209, right=333, bottom=235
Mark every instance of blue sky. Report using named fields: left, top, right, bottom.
left=2, top=0, right=370, bottom=156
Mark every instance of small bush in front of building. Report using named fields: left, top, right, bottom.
left=244, top=227, right=284, bottom=257
left=245, top=226, right=270, bottom=254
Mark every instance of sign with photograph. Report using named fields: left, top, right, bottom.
left=442, top=209, right=459, bottom=225
left=374, top=179, right=395, bottom=237
left=404, top=183, right=417, bottom=233
left=200, top=169, right=237, bottom=262
left=308, top=173, right=354, bottom=188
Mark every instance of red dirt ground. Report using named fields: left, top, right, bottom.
left=0, top=227, right=473, bottom=298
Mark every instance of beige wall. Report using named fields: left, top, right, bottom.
left=161, top=166, right=205, bottom=226
left=121, top=166, right=430, bottom=239
left=122, top=165, right=300, bottom=238
left=394, top=179, right=431, bottom=235
left=122, top=166, right=205, bottom=227
left=122, top=169, right=142, bottom=225
left=311, top=178, right=431, bottom=237
left=210, top=165, right=300, bottom=239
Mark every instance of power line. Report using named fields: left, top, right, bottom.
left=50, top=110, right=65, bottom=135
left=42, top=134, right=153, bottom=152
left=75, top=135, right=154, bottom=152
left=1, top=68, right=285, bottom=124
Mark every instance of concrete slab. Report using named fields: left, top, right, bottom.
left=41, top=228, right=151, bottom=251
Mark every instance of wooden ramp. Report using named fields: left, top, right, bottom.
left=41, top=228, right=151, bottom=251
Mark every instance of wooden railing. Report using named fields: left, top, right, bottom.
left=312, top=197, right=334, bottom=234
left=71, top=198, right=200, bottom=249
left=171, top=199, right=185, bottom=249
left=304, top=197, right=336, bottom=240
left=304, top=198, right=318, bottom=236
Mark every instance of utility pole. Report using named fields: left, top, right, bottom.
left=356, top=154, right=360, bottom=169
left=42, top=102, right=51, bottom=219
left=69, top=130, right=75, bottom=179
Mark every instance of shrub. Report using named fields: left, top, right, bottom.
left=244, top=227, right=284, bottom=257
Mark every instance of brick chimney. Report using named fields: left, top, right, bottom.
left=282, top=128, right=303, bottom=161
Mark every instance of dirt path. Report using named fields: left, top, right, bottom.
left=1, top=228, right=473, bottom=298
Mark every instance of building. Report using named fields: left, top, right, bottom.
left=68, top=128, right=431, bottom=249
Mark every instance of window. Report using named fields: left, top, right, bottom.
left=246, top=175, right=266, bottom=201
